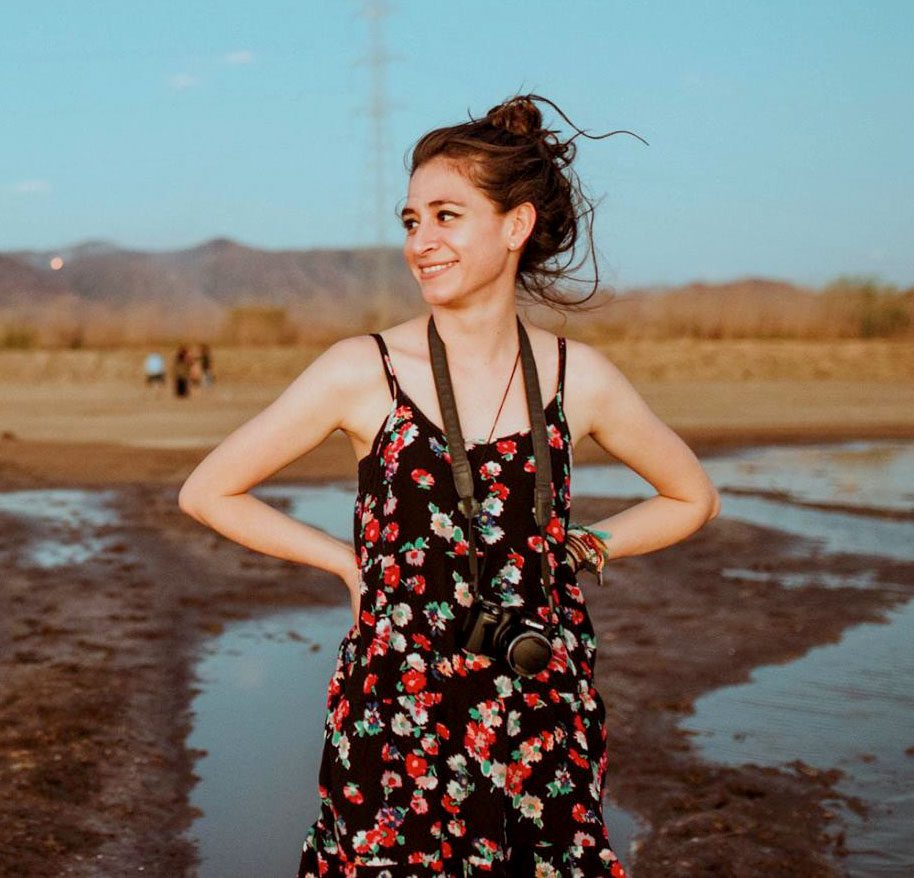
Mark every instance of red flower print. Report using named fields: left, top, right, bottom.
left=442, top=793, right=460, bottom=814
left=464, top=721, right=496, bottom=761
left=523, top=457, right=536, bottom=473
left=612, top=860, right=627, bottom=877
left=383, top=521, right=400, bottom=542
left=527, top=534, right=545, bottom=552
left=411, top=468, right=435, bottom=488
left=405, top=753, right=427, bottom=778
left=508, top=551, right=525, bottom=567
left=572, top=802, right=589, bottom=823
left=383, top=564, right=401, bottom=586
left=505, top=760, right=532, bottom=794
left=568, top=748, right=590, bottom=768
left=547, top=425, right=562, bottom=448
left=363, top=673, right=379, bottom=695
left=435, top=721, right=451, bottom=741
left=364, top=518, right=380, bottom=543
left=402, top=668, right=427, bottom=694
left=489, top=482, right=509, bottom=501
left=412, top=632, right=432, bottom=651
left=343, top=782, right=364, bottom=804
left=453, top=540, right=468, bottom=555
left=496, top=439, right=517, bottom=456
left=545, top=515, right=564, bottom=541
left=368, top=825, right=399, bottom=848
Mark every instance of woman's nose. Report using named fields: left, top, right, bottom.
left=409, top=222, right=438, bottom=256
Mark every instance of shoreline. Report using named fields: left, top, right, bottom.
left=1, top=428, right=912, bottom=875
left=3, top=417, right=914, bottom=490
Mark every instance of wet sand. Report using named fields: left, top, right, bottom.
left=2, top=385, right=914, bottom=876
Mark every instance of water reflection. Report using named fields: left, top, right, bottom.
left=682, top=597, right=914, bottom=875
left=0, top=488, right=121, bottom=567
left=188, top=607, right=646, bottom=877
left=189, top=439, right=914, bottom=876
left=574, top=439, right=914, bottom=562
left=187, top=608, right=349, bottom=878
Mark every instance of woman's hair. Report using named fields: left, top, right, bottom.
left=404, top=93, right=647, bottom=312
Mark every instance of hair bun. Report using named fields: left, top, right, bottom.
left=486, top=95, right=543, bottom=138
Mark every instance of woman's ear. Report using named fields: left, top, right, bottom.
left=507, top=201, right=536, bottom=249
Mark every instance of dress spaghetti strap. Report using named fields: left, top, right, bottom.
left=556, top=336, right=567, bottom=400
left=369, top=332, right=398, bottom=401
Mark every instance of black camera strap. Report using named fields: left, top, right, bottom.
left=427, top=315, right=556, bottom=614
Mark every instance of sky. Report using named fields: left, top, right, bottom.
left=1, top=0, right=912, bottom=289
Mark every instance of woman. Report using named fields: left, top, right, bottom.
left=179, top=94, right=720, bottom=877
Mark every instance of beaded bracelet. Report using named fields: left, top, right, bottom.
left=565, top=523, right=612, bottom=586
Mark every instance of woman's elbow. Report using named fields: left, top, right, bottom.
left=705, top=488, right=722, bottom=521
left=177, top=480, right=208, bottom=520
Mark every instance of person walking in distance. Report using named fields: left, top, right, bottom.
left=173, top=345, right=190, bottom=398
left=178, top=93, right=720, bottom=876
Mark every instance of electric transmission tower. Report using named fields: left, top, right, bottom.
left=356, top=0, right=397, bottom=329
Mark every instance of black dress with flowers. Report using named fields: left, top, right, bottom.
left=296, top=332, right=627, bottom=877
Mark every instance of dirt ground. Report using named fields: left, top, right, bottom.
left=1, top=374, right=913, bottom=876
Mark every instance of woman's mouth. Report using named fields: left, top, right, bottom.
left=419, top=260, right=457, bottom=279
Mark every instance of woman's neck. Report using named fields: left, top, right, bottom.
left=428, top=299, right=521, bottom=368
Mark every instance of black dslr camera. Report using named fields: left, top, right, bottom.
left=460, top=596, right=556, bottom=677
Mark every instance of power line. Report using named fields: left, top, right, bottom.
left=355, top=0, right=396, bottom=329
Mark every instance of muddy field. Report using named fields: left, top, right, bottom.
left=1, top=357, right=913, bottom=876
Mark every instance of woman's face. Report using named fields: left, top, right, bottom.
left=400, top=156, right=522, bottom=306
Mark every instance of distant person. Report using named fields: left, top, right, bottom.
left=178, top=93, right=719, bottom=876
left=188, top=343, right=204, bottom=391
left=174, top=346, right=191, bottom=398
left=200, top=343, right=214, bottom=387
left=143, top=351, right=166, bottom=394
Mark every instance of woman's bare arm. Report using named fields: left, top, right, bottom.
left=566, top=339, right=721, bottom=561
left=177, top=336, right=375, bottom=607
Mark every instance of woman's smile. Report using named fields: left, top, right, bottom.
left=419, top=260, right=458, bottom=279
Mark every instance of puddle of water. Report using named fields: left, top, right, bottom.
left=253, top=483, right=356, bottom=542
left=188, top=607, right=645, bottom=877
left=681, top=597, right=914, bottom=875
left=705, top=440, right=914, bottom=513
left=574, top=439, right=914, bottom=562
left=721, top=566, right=883, bottom=591
left=190, top=440, right=913, bottom=874
left=187, top=607, right=349, bottom=878
left=0, top=488, right=121, bottom=567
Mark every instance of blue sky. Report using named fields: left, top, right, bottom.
left=1, top=0, right=912, bottom=289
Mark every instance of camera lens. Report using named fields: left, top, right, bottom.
left=505, top=630, right=552, bottom=677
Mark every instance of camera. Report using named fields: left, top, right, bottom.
left=459, top=596, right=556, bottom=677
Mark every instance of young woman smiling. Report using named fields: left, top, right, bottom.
left=179, top=93, right=719, bottom=876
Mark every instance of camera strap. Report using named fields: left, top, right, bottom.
left=427, top=315, right=556, bottom=614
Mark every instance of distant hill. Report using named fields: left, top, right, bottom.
left=1, top=238, right=911, bottom=346
left=1, top=237, right=418, bottom=345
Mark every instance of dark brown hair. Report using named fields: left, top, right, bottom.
left=403, top=93, right=648, bottom=311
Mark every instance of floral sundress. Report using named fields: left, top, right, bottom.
left=297, top=331, right=627, bottom=877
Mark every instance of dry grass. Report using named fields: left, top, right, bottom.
left=0, top=338, right=911, bottom=385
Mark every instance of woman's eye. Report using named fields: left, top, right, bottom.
left=402, top=211, right=457, bottom=232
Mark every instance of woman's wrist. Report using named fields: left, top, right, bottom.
left=565, top=523, right=612, bottom=584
